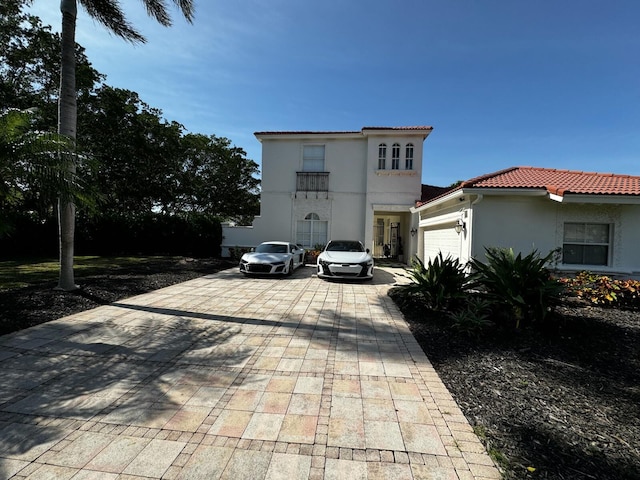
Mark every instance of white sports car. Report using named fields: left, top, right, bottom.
left=317, top=240, right=374, bottom=280
left=239, top=241, right=305, bottom=276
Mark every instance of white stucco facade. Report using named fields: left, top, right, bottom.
left=413, top=189, right=640, bottom=277
left=222, top=127, right=433, bottom=260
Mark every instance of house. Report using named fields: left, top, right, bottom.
left=222, top=126, right=434, bottom=259
left=411, top=166, right=640, bottom=276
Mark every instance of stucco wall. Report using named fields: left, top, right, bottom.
left=471, top=195, right=557, bottom=260
left=416, top=193, right=640, bottom=276
left=472, top=195, right=640, bottom=274
left=222, top=129, right=430, bottom=258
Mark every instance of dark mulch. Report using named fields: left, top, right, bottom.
left=2, top=259, right=639, bottom=480
left=0, top=257, right=237, bottom=336
left=392, top=291, right=640, bottom=480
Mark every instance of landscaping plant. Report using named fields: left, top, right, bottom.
left=400, top=253, right=468, bottom=311
left=560, top=271, right=640, bottom=309
left=447, top=296, right=494, bottom=337
left=468, top=247, right=564, bottom=328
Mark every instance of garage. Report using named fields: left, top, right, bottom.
left=423, top=224, right=461, bottom=263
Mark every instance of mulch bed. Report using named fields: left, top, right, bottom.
left=394, top=291, right=640, bottom=480
left=2, top=259, right=639, bottom=479
left=0, top=257, right=236, bottom=336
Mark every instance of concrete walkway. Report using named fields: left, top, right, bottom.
left=0, top=266, right=501, bottom=480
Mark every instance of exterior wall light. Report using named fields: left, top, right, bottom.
left=410, top=228, right=418, bottom=237
left=454, top=218, right=465, bottom=234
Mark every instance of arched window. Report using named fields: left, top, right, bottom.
left=296, top=213, right=328, bottom=248
left=391, top=143, right=400, bottom=170
left=378, top=143, right=387, bottom=170
left=405, top=143, right=414, bottom=170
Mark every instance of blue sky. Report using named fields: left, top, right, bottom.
left=30, top=0, right=639, bottom=187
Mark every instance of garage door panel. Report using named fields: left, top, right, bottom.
left=424, top=227, right=460, bottom=263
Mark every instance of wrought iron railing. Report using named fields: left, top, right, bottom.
left=296, top=172, right=329, bottom=192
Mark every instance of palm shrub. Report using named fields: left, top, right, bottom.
left=468, top=247, right=564, bottom=328
left=448, top=296, right=494, bottom=337
left=401, top=253, right=468, bottom=311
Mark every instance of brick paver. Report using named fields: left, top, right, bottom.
left=0, top=266, right=501, bottom=479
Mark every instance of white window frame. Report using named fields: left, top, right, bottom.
left=391, top=143, right=400, bottom=170
left=303, top=145, right=325, bottom=172
left=562, top=222, right=612, bottom=266
left=296, top=213, right=328, bottom=248
left=378, top=144, right=386, bottom=170
left=405, top=143, right=414, bottom=170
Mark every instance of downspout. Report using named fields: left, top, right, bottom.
left=467, top=194, right=483, bottom=263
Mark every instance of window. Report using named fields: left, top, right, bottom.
left=378, top=144, right=386, bottom=170
left=563, top=223, right=610, bottom=265
left=405, top=143, right=414, bottom=170
left=375, top=218, right=384, bottom=247
left=303, top=145, right=325, bottom=172
left=391, top=143, right=400, bottom=170
left=296, top=213, right=328, bottom=248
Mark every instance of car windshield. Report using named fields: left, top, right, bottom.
left=326, top=241, right=364, bottom=252
left=255, top=243, right=288, bottom=254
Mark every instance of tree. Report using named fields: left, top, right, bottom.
left=78, top=85, right=184, bottom=216
left=0, top=108, right=79, bottom=237
left=1, top=0, right=100, bottom=245
left=1, top=0, right=101, bottom=132
left=176, top=134, right=260, bottom=223
left=56, top=0, right=194, bottom=290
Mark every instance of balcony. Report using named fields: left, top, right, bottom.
left=296, top=172, right=329, bottom=192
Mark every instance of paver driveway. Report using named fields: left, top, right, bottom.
left=0, top=265, right=500, bottom=479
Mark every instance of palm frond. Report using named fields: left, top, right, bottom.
left=79, top=0, right=146, bottom=43
left=78, top=0, right=195, bottom=43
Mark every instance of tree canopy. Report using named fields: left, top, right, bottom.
left=1, top=1, right=260, bottom=240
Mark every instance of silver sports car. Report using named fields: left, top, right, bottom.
left=239, top=241, right=305, bottom=276
left=317, top=240, right=374, bottom=280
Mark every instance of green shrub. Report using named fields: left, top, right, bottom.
left=469, top=247, right=564, bottom=328
left=228, top=246, right=251, bottom=261
left=401, top=253, right=468, bottom=311
left=447, top=296, right=493, bottom=337
left=560, top=271, right=640, bottom=309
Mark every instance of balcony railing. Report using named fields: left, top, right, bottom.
left=296, top=172, right=329, bottom=192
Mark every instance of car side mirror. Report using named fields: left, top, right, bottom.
left=366, top=248, right=370, bottom=253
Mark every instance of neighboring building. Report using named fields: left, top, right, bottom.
left=412, top=166, right=640, bottom=277
left=222, top=126, right=433, bottom=260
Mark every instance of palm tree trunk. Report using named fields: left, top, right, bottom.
left=57, top=0, right=78, bottom=291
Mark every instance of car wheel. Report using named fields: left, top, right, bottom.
left=286, top=260, right=294, bottom=276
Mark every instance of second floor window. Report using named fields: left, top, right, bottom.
left=303, top=145, right=325, bottom=172
left=378, top=144, right=386, bottom=169
left=391, top=143, right=400, bottom=170
left=405, top=144, right=414, bottom=170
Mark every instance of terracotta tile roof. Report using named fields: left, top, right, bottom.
left=254, top=130, right=360, bottom=136
left=361, top=126, right=434, bottom=131
left=462, top=166, right=640, bottom=196
left=416, top=166, right=640, bottom=207
left=421, top=184, right=451, bottom=202
left=255, top=126, right=433, bottom=136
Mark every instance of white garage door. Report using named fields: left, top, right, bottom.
left=424, top=226, right=461, bottom=264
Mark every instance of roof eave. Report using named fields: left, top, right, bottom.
left=462, top=187, right=548, bottom=197
left=412, top=189, right=465, bottom=212
left=558, top=194, right=640, bottom=204
left=254, top=131, right=362, bottom=142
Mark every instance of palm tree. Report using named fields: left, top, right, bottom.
left=1, top=108, right=78, bottom=237
left=57, top=0, right=195, bottom=290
